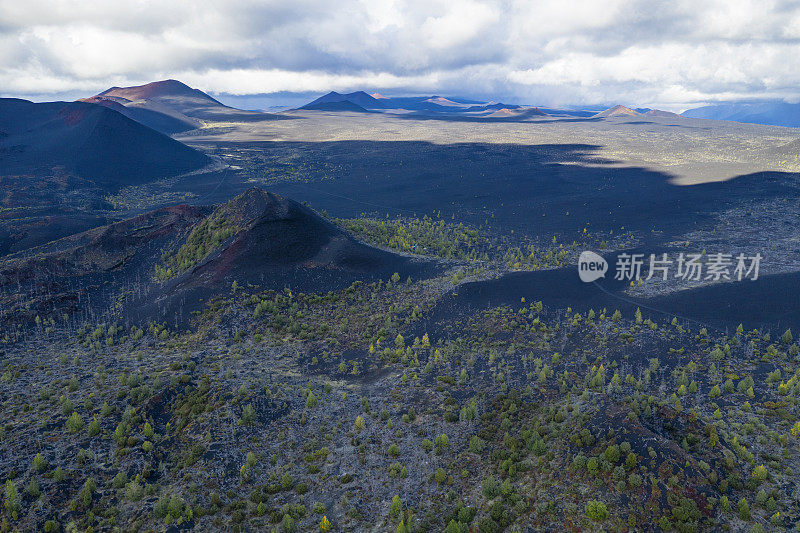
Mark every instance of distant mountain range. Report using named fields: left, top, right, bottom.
left=300, top=99, right=375, bottom=113
left=590, top=105, right=681, bottom=119
left=80, top=80, right=698, bottom=128
left=681, top=102, right=800, bottom=127
left=295, top=93, right=695, bottom=121
left=52, top=78, right=800, bottom=130
left=295, top=93, right=690, bottom=121
left=296, top=91, right=546, bottom=117
left=640, top=108, right=681, bottom=118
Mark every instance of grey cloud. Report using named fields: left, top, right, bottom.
left=1, top=0, right=800, bottom=108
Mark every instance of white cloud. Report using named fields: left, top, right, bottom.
left=177, top=68, right=442, bottom=94
left=2, top=0, right=800, bottom=107
left=421, top=0, right=499, bottom=49
left=361, top=0, right=406, bottom=32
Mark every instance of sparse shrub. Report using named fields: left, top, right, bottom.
left=435, top=468, right=447, bottom=485
left=79, top=478, right=96, bottom=508
left=482, top=475, right=500, bottom=498
left=604, top=444, right=620, bottom=464
left=53, top=467, right=67, bottom=482
left=306, top=391, right=318, bottom=408
left=755, top=489, right=768, bottom=508
left=61, top=398, right=74, bottom=416
left=240, top=403, right=256, bottom=425
left=319, top=515, right=331, bottom=532
left=586, top=457, right=599, bottom=476
left=751, top=465, right=767, bottom=483
left=4, top=480, right=20, bottom=519
left=354, top=416, right=365, bottom=432
left=32, top=453, right=48, bottom=473
left=390, top=495, right=403, bottom=518
left=738, top=497, right=750, bottom=520
left=66, top=412, right=84, bottom=434
left=625, top=452, right=637, bottom=470
left=585, top=500, right=608, bottom=521
left=125, top=479, right=144, bottom=501
left=469, top=435, right=486, bottom=453
left=111, top=472, right=127, bottom=489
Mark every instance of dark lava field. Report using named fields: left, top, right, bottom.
left=1, top=92, right=800, bottom=532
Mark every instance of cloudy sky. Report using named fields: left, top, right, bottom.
left=2, top=0, right=800, bottom=110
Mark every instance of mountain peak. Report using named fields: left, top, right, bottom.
left=592, top=105, right=642, bottom=118
left=299, top=100, right=370, bottom=113
left=98, top=79, right=219, bottom=103
left=89, top=79, right=274, bottom=122
left=302, top=90, right=386, bottom=110
left=644, top=108, right=681, bottom=118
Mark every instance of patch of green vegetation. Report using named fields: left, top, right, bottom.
left=340, top=216, right=495, bottom=261
left=338, top=215, right=600, bottom=270
left=155, top=211, right=239, bottom=280
left=3, top=256, right=799, bottom=532
left=105, top=188, right=199, bottom=211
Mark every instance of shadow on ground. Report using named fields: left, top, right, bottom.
left=172, top=139, right=800, bottom=334
left=179, top=139, right=799, bottom=247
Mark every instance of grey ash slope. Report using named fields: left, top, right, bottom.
left=90, top=79, right=281, bottom=124
left=78, top=95, right=198, bottom=134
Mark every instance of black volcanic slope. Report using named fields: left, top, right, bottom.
left=146, top=188, right=435, bottom=323
left=182, top=188, right=422, bottom=282
left=0, top=204, right=206, bottom=325
left=0, top=98, right=210, bottom=187
left=303, top=90, right=386, bottom=110
left=300, top=100, right=371, bottom=113
left=463, top=102, right=521, bottom=112
left=0, top=188, right=437, bottom=327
